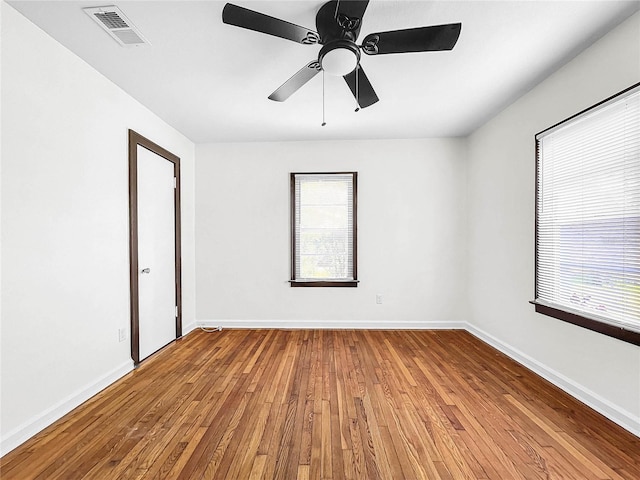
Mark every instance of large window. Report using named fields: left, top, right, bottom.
left=533, top=83, right=640, bottom=345
left=290, top=172, right=357, bottom=287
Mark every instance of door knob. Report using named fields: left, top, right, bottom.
left=141, top=267, right=151, bottom=274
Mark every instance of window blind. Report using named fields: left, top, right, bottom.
left=293, top=173, right=355, bottom=281
left=535, top=84, right=640, bottom=333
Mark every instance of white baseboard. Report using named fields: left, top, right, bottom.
left=198, top=319, right=467, bottom=330
left=0, top=359, right=134, bottom=456
left=465, top=323, right=640, bottom=437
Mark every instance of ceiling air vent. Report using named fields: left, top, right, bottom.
left=83, top=5, right=150, bottom=47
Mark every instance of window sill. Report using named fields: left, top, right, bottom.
left=530, top=300, right=640, bottom=346
left=290, top=280, right=359, bottom=288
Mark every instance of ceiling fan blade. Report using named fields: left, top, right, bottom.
left=362, top=23, right=462, bottom=55
left=222, top=3, right=319, bottom=45
left=344, top=65, right=379, bottom=109
left=269, top=61, right=321, bottom=102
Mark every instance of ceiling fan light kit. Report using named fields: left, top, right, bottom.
left=222, top=0, right=461, bottom=111
left=319, top=40, right=360, bottom=76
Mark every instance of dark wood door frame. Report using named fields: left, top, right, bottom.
left=128, top=129, right=182, bottom=365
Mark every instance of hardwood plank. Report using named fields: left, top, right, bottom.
left=248, top=454, right=267, bottom=480
left=1, top=329, right=638, bottom=480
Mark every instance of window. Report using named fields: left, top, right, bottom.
left=290, top=172, right=357, bottom=287
left=533, top=83, right=640, bottom=346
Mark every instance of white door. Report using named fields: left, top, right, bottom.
left=137, top=145, right=176, bottom=361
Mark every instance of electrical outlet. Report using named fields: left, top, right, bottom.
left=118, top=328, right=127, bottom=342
left=376, top=294, right=383, bottom=305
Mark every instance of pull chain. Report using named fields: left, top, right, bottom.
left=355, top=65, right=360, bottom=112
left=322, top=70, right=327, bottom=126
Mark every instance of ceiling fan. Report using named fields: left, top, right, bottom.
left=222, top=0, right=461, bottom=110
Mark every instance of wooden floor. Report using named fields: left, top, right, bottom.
left=1, top=329, right=638, bottom=479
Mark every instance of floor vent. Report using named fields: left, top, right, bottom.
left=83, top=5, right=150, bottom=47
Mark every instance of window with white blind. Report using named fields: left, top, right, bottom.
left=290, top=172, right=357, bottom=287
left=533, top=82, right=640, bottom=346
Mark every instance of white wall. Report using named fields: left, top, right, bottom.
left=0, top=3, right=196, bottom=454
left=195, top=138, right=467, bottom=328
left=2, top=0, right=638, bottom=457
left=466, top=11, right=640, bottom=435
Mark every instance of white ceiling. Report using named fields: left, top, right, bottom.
left=7, top=0, right=640, bottom=143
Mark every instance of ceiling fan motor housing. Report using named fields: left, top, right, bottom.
left=316, top=1, right=363, bottom=75
left=316, top=1, right=363, bottom=43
